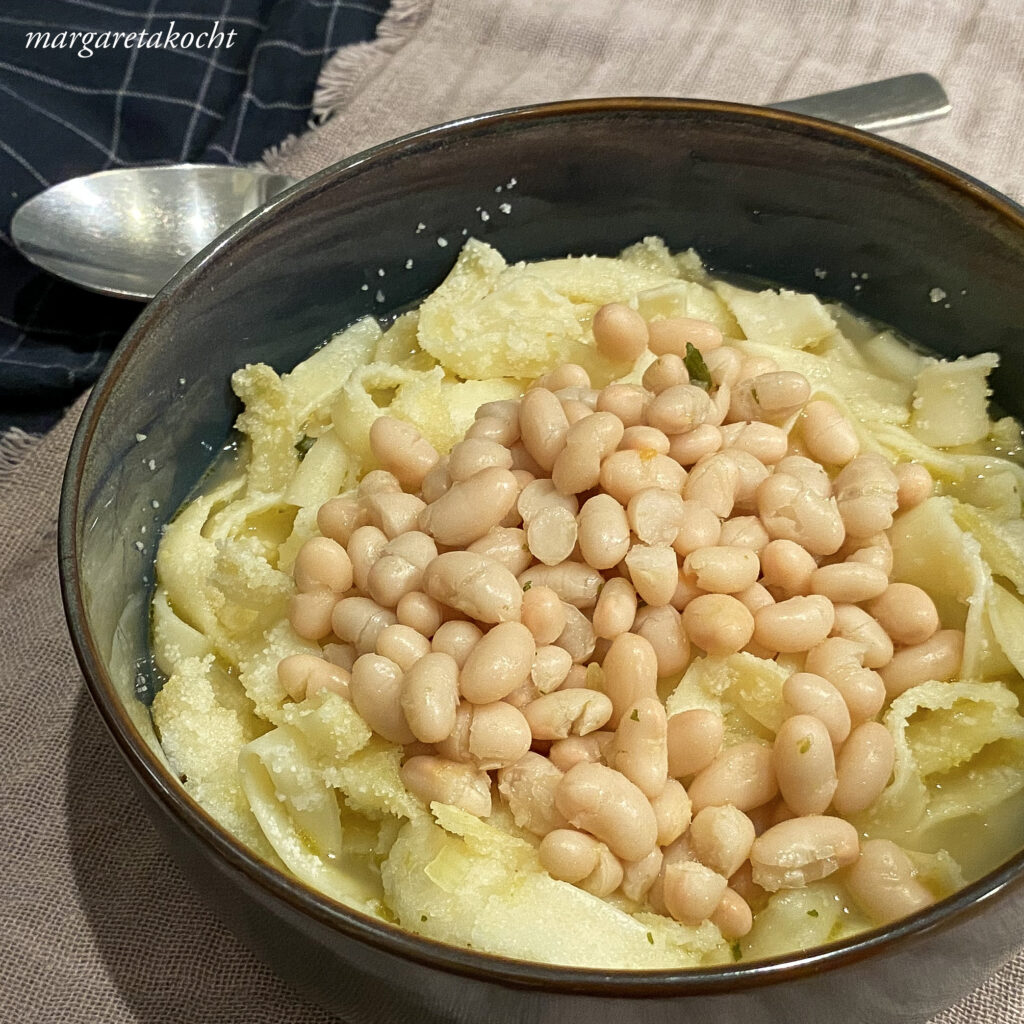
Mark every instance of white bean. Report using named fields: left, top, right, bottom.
left=554, top=762, right=659, bottom=861
left=750, top=815, right=859, bottom=891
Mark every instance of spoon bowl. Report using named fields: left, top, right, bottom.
left=10, top=164, right=296, bottom=300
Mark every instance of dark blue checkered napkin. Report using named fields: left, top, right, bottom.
left=0, top=0, right=388, bottom=434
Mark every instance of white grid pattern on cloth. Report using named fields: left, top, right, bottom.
left=0, top=0, right=389, bottom=434
left=108, top=0, right=161, bottom=161
left=177, top=0, right=234, bottom=160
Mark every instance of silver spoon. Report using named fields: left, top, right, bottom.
left=11, top=165, right=297, bottom=301
left=10, top=74, right=949, bottom=301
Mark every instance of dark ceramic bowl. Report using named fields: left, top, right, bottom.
left=60, top=99, right=1024, bottom=1024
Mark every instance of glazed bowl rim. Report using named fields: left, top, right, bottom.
left=59, top=95, right=1024, bottom=997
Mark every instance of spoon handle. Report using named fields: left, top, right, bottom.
left=770, top=73, right=951, bottom=132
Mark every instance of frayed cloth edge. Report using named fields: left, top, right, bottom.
left=262, top=0, right=432, bottom=171
left=0, top=429, right=41, bottom=488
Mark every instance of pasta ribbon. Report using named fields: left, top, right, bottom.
left=858, top=681, right=1024, bottom=877
left=667, top=654, right=789, bottom=744
left=888, top=497, right=994, bottom=678
left=381, top=805, right=722, bottom=969
left=239, top=721, right=384, bottom=911
left=714, top=280, right=837, bottom=351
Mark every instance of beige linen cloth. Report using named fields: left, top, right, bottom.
left=3, top=1, right=1024, bottom=1021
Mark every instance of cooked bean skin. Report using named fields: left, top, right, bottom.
left=750, top=815, right=860, bottom=891
left=592, top=303, right=650, bottom=362
left=554, top=762, right=659, bottom=861
left=773, top=714, right=838, bottom=816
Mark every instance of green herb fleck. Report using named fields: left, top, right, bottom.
left=421, top=914, right=429, bottom=922
left=294, top=435, right=315, bottom=459
left=683, top=342, right=713, bottom=391
left=522, top=580, right=533, bottom=592
left=730, top=940, right=743, bottom=962
left=630, top=708, right=640, bottom=722
left=807, top=909, right=819, bottom=918
left=798, top=737, right=812, bottom=754
left=646, top=931, right=655, bottom=945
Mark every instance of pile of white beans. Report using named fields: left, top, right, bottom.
left=278, top=303, right=963, bottom=941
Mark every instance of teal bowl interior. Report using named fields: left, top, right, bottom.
left=60, top=98, right=1024, bottom=1024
